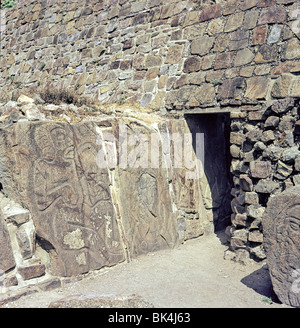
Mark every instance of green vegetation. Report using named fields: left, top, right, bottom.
left=1, top=0, right=14, bottom=9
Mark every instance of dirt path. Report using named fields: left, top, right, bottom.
left=1, top=232, right=289, bottom=308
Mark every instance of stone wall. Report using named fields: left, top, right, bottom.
left=1, top=0, right=300, bottom=268
left=227, top=97, right=300, bottom=263
left=1, top=0, right=299, bottom=110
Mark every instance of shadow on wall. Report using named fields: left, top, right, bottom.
left=184, top=113, right=233, bottom=232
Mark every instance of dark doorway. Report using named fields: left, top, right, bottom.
left=184, top=113, right=232, bottom=232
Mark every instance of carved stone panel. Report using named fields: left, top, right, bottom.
left=263, top=186, right=300, bottom=307
left=1, top=121, right=125, bottom=276
left=117, top=119, right=179, bottom=257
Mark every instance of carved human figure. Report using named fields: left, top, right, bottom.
left=263, top=188, right=300, bottom=307
left=33, top=125, right=81, bottom=214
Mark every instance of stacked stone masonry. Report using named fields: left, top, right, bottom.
left=0, top=0, right=300, bottom=284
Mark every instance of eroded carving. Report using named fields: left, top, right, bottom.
left=263, top=187, right=300, bottom=307
left=18, top=122, right=124, bottom=276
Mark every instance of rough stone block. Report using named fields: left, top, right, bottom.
left=239, top=175, right=253, bottom=192
left=264, top=116, right=280, bottom=129
left=252, top=25, right=268, bottom=45
left=183, top=57, right=201, bottom=73
left=193, top=83, right=215, bottom=104
left=271, top=74, right=294, bottom=98
left=275, top=161, right=293, bottom=180
left=224, top=12, right=244, bottom=32
left=248, top=230, right=263, bottom=243
left=0, top=215, right=16, bottom=273
left=245, top=192, right=259, bottom=205
left=234, top=48, right=255, bottom=67
left=230, top=132, right=246, bottom=146
left=18, top=264, right=46, bottom=280
left=250, top=161, right=272, bottom=179
left=244, top=77, right=269, bottom=100
left=255, top=44, right=278, bottom=63
left=283, top=39, right=300, bottom=60
left=214, top=52, right=234, bottom=70
left=217, top=78, right=245, bottom=100
left=191, top=36, right=214, bottom=56
left=258, top=6, right=287, bottom=25
left=247, top=204, right=265, bottom=219
left=199, top=4, right=222, bottom=22
left=165, top=45, right=184, bottom=65
left=255, top=179, right=279, bottom=194
left=295, top=155, right=300, bottom=171
left=232, top=213, right=247, bottom=227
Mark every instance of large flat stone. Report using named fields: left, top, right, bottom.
left=0, top=121, right=125, bottom=276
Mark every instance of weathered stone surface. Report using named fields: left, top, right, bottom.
left=258, top=6, right=287, bottom=25
left=295, top=155, right=300, bottom=171
left=250, top=161, right=271, bottom=179
left=248, top=230, right=263, bottom=243
left=200, top=4, right=221, bottom=22
left=183, top=57, right=201, bottom=73
left=252, top=25, right=268, bottom=45
left=264, top=116, right=280, bottom=129
left=255, top=44, right=278, bottom=63
left=245, top=192, right=259, bottom=205
left=194, top=83, right=215, bottom=104
left=263, top=186, right=300, bottom=307
left=271, top=74, right=294, bottom=98
left=217, top=78, right=245, bottom=100
left=165, top=45, right=184, bottom=64
left=191, top=36, right=214, bottom=56
left=239, top=175, right=253, bottom=192
left=49, top=294, right=154, bottom=308
left=261, top=130, right=275, bottom=143
left=0, top=215, right=16, bottom=273
left=16, top=223, right=35, bottom=260
left=232, top=213, right=247, bottom=227
left=214, top=52, right=234, bottom=70
left=281, top=146, right=300, bottom=163
left=18, top=264, right=46, bottom=280
left=283, top=39, right=300, bottom=60
left=247, top=204, right=265, bottom=219
left=244, top=77, right=269, bottom=100
left=275, top=161, right=293, bottom=180
left=234, top=49, right=255, bottom=67
left=230, top=228, right=248, bottom=250
left=224, top=12, right=244, bottom=32
left=263, top=145, right=283, bottom=161
left=255, top=180, right=279, bottom=194
left=0, top=121, right=125, bottom=276
left=230, top=132, right=246, bottom=146
left=117, top=120, right=179, bottom=257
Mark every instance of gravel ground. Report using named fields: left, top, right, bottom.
left=1, top=232, right=290, bottom=308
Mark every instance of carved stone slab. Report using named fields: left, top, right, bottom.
left=263, top=186, right=300, bottom=307
left=0, top=121, right=125, bottom=276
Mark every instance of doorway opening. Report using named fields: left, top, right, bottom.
left=184, top=113, right=233, bottom=232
